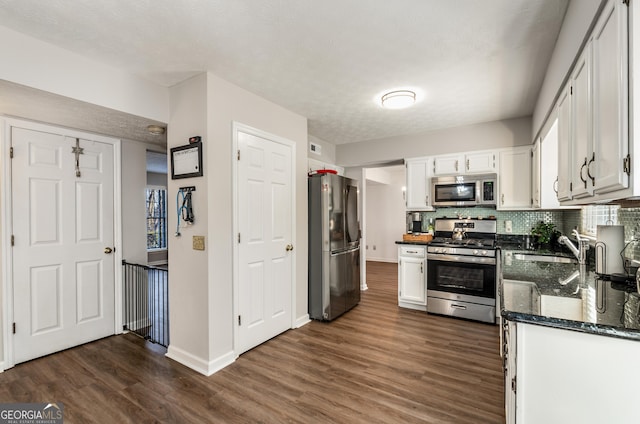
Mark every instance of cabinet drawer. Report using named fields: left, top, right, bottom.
left=399, top=246, right=426, bottom=257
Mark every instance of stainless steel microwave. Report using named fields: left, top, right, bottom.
left=431, top=174, right=497, bottom=207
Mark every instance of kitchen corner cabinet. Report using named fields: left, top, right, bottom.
left=405, top=158, right=434, bottom=210
left=397, top=245, right=427, bottom=311
left=557, top=0, right=629, bottom=204
left=532, top=120, right=578, bottom=209
left=498, top=146, right=531, bottom=209
left=502, top=320, right=640, bottom=424
left=433, top=151, right=496, bottom=176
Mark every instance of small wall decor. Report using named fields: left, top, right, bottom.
left=171, top=141, right=203, bottom=179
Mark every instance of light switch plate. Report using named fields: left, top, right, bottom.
left=193, top=235, right=205, bottom=250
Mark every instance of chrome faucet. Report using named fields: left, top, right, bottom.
left=558, top=229, right=589, bottom=265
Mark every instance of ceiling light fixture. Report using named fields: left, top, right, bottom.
left=381, top=90, right=416, bottom=109
left=146, top=125, right=166, bottom=135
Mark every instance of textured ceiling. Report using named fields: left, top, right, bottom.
left=0, top=0, right=568, bottom=145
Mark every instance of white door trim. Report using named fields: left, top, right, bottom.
left=0, top=117, right=123, bottom=370
left=231, top=121, right=296, bottom=355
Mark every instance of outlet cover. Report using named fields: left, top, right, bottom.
left=505, top=220, right=513, bottom=233
left=193, top=235, right=205, bottom=250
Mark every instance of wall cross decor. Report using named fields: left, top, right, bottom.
left=71, top=137, right=84, bottom=177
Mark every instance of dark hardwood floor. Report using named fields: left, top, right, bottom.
left=0, top=261, right=504, bottom=423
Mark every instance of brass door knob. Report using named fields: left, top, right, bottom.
left=104, top=247, right=113, bottom=254
left=286, top=244, right=294, bottom=252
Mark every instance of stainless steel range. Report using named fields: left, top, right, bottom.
left=426, top=218, right=497, bottom=323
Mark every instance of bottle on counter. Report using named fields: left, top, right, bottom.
left=427, top=218, right=434, bottom=236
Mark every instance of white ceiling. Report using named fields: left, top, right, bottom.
left=0, top=0, right=568, bottom=145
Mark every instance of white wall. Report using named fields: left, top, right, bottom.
left=0, top=25, right=169, bottom=123
left=336, top=116, right=532, bottom=167
left=365, top=167, right=406, bottom=263
left=532, top=0, right=603, bottom=138
left=167, top=72, right=308, bottom=374
left=166, top=74, right=211, bottom=369
left=308, top=134, right=336, bottom=163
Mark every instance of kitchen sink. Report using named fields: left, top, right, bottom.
left=512, top=253, right=577, bottom=264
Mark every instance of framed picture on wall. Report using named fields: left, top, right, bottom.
left=170, top=142, right=203, bottom=179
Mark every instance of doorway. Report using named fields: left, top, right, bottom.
left=358, top=164, right=406, bottom=291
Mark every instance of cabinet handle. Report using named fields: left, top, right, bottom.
left=579, top=157, right=588, bottom=189
left=553, top=177, right=559, bottom=194
left=420, top=263, right=423, bottom=274
left=466, top=159, right=470, bottom=171
left=455, top=160, right=459, bottom=172
left=501, top=193, right=504, bottom=205
left=587, top=152, right=595, bottom=187
left=425, top=195, right=429, bottom=205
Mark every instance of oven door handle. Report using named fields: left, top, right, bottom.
left=427, top=253, right=496, bottom=265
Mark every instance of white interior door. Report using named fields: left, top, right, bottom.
left=236, top=128, right=293, bottom=355
left=11, top=126, right=115, bottom=364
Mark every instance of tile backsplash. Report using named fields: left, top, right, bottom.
left=412, top=206, right=640, bottom=263
left=415, top=207, right=578, bottom=236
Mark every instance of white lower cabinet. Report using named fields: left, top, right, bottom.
left=397, top=245, right=427, bottom=311
left=503, top=321, right=640, bottom=424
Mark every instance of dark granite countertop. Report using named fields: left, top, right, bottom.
left=500, top=249, right=640, bottom=341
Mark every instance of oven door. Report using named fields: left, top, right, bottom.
left=427, top=254, right=496, bottom=302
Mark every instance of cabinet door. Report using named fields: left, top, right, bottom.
left=571, top=46, right=592, bottom=199
left=557, top=84, right=573, bottom=201
left=591, top=0, right=629, bottom=195
left=531, top=140, right=541, bottom=208
left=499, top=147, right=532, bottom=209
left=465, top=151, right=496, bottom=173
left=405, top=159, right=432, bottom=210
left=398, top=256, right=426, bottom=305
left=434, top=154, right=463, bottom=175
left=504, top=321, right=517, bottom=424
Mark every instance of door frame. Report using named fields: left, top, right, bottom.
left=231, top=121, right=296, bottom=355
left=0, top=117, right=123, bottom=370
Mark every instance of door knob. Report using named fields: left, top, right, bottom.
left=104, top=247, right=113, bottom=254
left=286, top=244, right=294, bottom=252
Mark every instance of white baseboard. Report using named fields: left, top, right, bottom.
left=294, top=314, right=310, bottom=328
left=166, top=345, right=237, bottom=376
left=361, top=282, right=369, bottom=291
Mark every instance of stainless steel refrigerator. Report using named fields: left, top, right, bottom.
left=308, top=173, right=361, bottom=321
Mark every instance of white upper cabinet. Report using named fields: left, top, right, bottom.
left=465, top=151, right=497, bottom=173
left=591, top=0, right=629, bottom=195
left=533, top=118, right=578, bottom=209
left=556, top=83, right=573, bottom=202
left=433, top=154, right=463, bottom=175
left=405, top=157, right=433, bottom=210
left=499, top=145, right=532, bottom=210
left=556, top=0, right=629, bottom=205
left=531, top=139, right=541, bottom=208
left=570, top=46, right=592, bottom=199
left=433, top=151, right=496, bottom=175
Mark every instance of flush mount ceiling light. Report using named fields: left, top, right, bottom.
left=146, top=125, right=166, bottom=135
left=381, top=90, right=416, bottom=109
